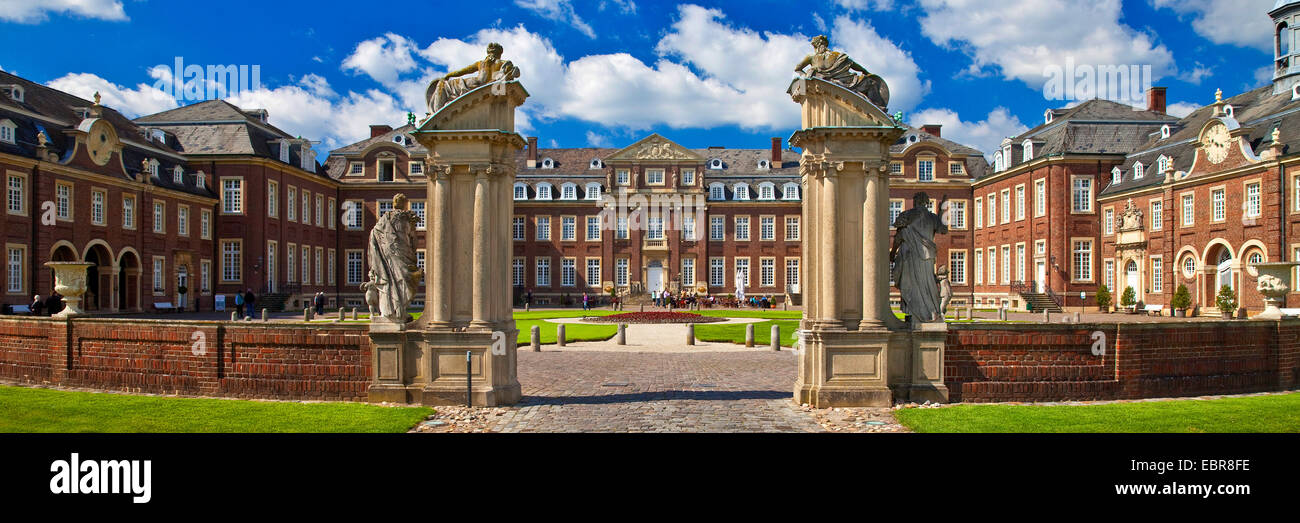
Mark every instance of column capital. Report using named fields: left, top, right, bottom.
left=427, top=160, right=453, bottom=179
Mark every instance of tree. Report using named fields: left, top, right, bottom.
left=1095, top=285, right=1112, bottom=311
left=1120, top=286, right=1137, bottom=309
left=1171, top=284, right=1192, bottom=311
left=1216, top=285, right=1238, bottom=315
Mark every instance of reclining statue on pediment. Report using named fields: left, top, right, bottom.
left=426, top=42, right=521, bottom=114
left=795, top=35, right=890, bottom=110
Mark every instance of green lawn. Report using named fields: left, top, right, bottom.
left=695, top=309, right=802, bottom=319
left=516, top=319, right=617, bottom=345
left=693, top=319, right=802, bottom=347
left=895, top=393, right=1300, bottom=433
left=0, top=386, right=431, bottom=433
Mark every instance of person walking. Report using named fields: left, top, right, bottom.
left=234, top=290, right=245, bottom=317
left=243, top=289, right=256, bottom=318
left=31, top=294, right=44, bottom=316
left=314, top=292, right=325, bottom=315
left=582, top=292, right=590, bottom=311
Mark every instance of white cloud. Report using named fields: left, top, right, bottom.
left=514, top=0, right=597, bottom=39
left=226, top=75, right=406, bottom=152
left=585, top=130, right=611, bottom=147
left=341, top=33, right=420, bottom=87
left=908, top=107, right=1028, bottom=157
left=45, top=72, right=178, bottom=118
left=828, top=15, right=930, bottom=112
left=1178, top=63, right=1213, bottom=85
left=1255, top=65, right=1275, bottom=87
left=811, top=12, right=827, bottom=32
left=834, top=0, right=895, bottom=10
left=0, top=0, right=127, bottom=24
left=598, top=0, right=636, bottom=14
left=918, top=0, right=1176, bottom=89
left=1165, top=102, right=1199, bottom=118
left=1150, top=0, right=1274, bottom=52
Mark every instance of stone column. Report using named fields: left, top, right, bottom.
left=428, top=165, right=452, bottom=329
left=471, top=169, right=491, bottom=328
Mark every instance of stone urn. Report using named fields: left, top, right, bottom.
left=1249, top=261, right=1300, bottom=320
left=44, top=261, right=95, bottom=318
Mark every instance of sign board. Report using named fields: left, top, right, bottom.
left=214, top=295, right=226, bottom=311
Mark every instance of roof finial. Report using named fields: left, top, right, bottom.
left=1215, top=88, right=1222, bottom=103
left=93, top=91, right=101, bottom=106
left=1273, top=126, right=1282, bottom=144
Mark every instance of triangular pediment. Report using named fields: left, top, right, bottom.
left=604, top=133, right=705, bottom=162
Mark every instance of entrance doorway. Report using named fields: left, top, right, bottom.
left=1035, top=261, right=1046, bottom=293
left=646, top=260, right=664, bottom=295
left=177, top=266, right=189, bottom=309
left=1216, top=249, right=1233, bottom=293
left=1125, top=260, right=1139, bottom=295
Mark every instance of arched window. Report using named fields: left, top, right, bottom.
left=708, top=183, right=725, bottom=200
left=536, top=183, right=553, bottom=200
left=993, top=152, right=1003, bottom=172
left=708, top=158, right=723, bottom=170
left=757, top=182, right=775, bottom=200
left=541, top=157, right=555, bottom=169
left=1279, top=23, right=1290, bottom=59
left=1217, top=249, right=1233, bottom=292
left=1133, top=162, right=1144, bottom=180
left=1161, top=125, right=1171, bottom=139
left=782, top=182, right=800, bottom=200
left=1111, top=167, right=1122, bottom=185
left=733, top=183, right=750, bottom=201
left=513, top=183, right=528, bottom=200
left=560, top=182, right=578, bottom=200
left=584, top=182, right=602, bottom=200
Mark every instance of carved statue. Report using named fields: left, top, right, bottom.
left=936, top=265, right=953, bottom=316
left=1258, top=273, right=1289, bottom=297
left=360, top=270, right=381, bottom=318
left=890, top=192, right=949, bottom=327
left=795, top=35, right=890, bottom=110
left=366, top=194, right=423, bottom=323
left=426, top=42, right=521, bottom=113
left=1118, top=198, right=1144, bottom=231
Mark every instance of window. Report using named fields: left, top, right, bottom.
left=301, top=247, right=310, bottom=287
left=646, top=216, right=664, bottom=240
left=733, top=184, right=749, bottom=201
left=411, top=201, right=426, bottom=230
left=201, top=209, right=211, bottom=240
left=1000, top=190, right=1010, bottom=224
left=409, top=161, right=423, bottom=176
left=536, top=184, right=552, bottom=200
left=760, top=258, right=775, bottom=287
left=201, top=260, right=211, bottom=292
left=349, top=162, right=363, bottom=176
left=1036, top=240, right=1045, bottom=255
left=585, top=183, right=602, bottom=200
left=889, top=162, right=902, bottom=175
left=1001, top=245, right=1011, bottom=284
left=1157, top=155, right=1169, bottom=173
left=178, top=206, right=189, bottom=236
left=760, top=216, right=775, bottom=241
left=514, top=184, right=527, bottom=200
left=513, top=258, right=525, bottom=287
left=616, top=169, right=630, bottom=186
left=646, top=169, right=665, bottom=185
left=1104, top=208, right=1114, bottom=235
left=279, top=140, right=291, bottom=163
left=1151, top=257, right=1163, bottom=293
left=6, top=246, right=23, bottom=293
left=616, top=216, right=629, bottom=239
left=1111, top=167, right=1121, bottom=185
left=759, top=184, right=775, bottom=200
left=1134, top=163, right=1144, bottom=180
left=6, top=175, right=23, bottom=215
left=782, top=183, right=800, bottom=200
left=0, top=122, right=14, bottom=145
left=681, top=169, right=695, bottom=186
left=327, top=198, right=336, bottom=230
left=1246, top=183, right=1261, bottom=218
left=681, top=258, right=695, bottom=286
left=709, top=258, right=725, bottom=287
left=950, top=250, right=967, bottom=285
left=1212, top=188, right=1226, bottom=222
left=344, top=200, right=363, bottom=229
left=735, top=258, right=750, bottom=287
left=286, top=186, right=296, bottom=221
left=1150, top=200, right=1163, bottom=231
left=1015, top=185, right=1025, bottom=220
left=993, top=152, right=1003, bottom=172
left=267, top=181, right=278, bottom=217
left=122, top=196, right=135, bottom=229
left=561, top=216, right=576, bottom=241
left=315, top=194, right=324, bottom=226
left=327, top=249, right=336, bottom=285
left=709, top=184, right=725, bottom=200
left=286, top=244, right=296, bottom=283
left=536, top=258, right=551, bottom=287
left=1105, top=260, right=1115, bottom=291
left=1022, top=140, right=1034, bottom=162
left=1071, top=177, right=1093, bottom=212
left=315, top=247, right=324, bottom=285
left=950, top=200, right=966, bottom=229
left=785, top=217, right=800, bottom=241
left=1182, top=194, right=1194, bottom=226
left=786, top=259, right=799, bottom=289
left=1016, top=244, right=1026, bottom=282
left=153, top=257, right=165, bottom=292
left=683, top=214, right=696, bottom=241
left=377, top=200, right=393, bottom=218
left=302, top=192, right=310, bottom=223
left=987, top=195, right=996, bottom=227
left=710, top=216, right=724, bottom=241
left=918, top=159, right=934, bottom=181
left=973, top=197, right=982, bottom=228
left=221, top=241, right=241, bottom=282
left=153, top=201, right=165, bottom=233
left=90, top=190, right=105, bottom=225
left=616, top=258, right=629, bottom=286
left=55, top=183, right=71, bottom=220
left=587, top=258, right=601, bottom=287
left=1034, top=179, right=1046, bottom=217
left=561, top=184, right=577, bottom=200
left=347, top=251, right=363, bottom=284
left=735, top=216, right=750, bottom=241
left=221, top=178, right=242, bottom=214
left=513, top=216, right=525, bottom=241
left=987, top=247, right=997, bottom=284
left=1072, top=240, right=1093, bottom=281
left=974, top=250, right=984, bottom=285
left=949, top=162, right=964, bottom=176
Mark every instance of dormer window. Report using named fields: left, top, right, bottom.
left=908, top=135, right=919, bottom=144
left=392, top=135, right=407, bottom=146
left=1160, top=125, right=1171, bottom=139
left=1157, top=155, right=1170, bottom=173
left=757, top=159, right=770, bottom=170
left=73, top=108, right=91, bottom=119
left=348, top=162, right=363, bottom=176
left=1111, top=167, right=1121, bottom=185
left=8, top=85, right=23, bottom=103
left=541, top=157, right=554, bottom=169
left=513, top=183, right=528, bottom=200
left=1224, top=105, right=1235, bottom=118
left=1133, top=162, right=1144, bottom=180
left=585, top=182, right=602, bottom=200
left=1022, top=140, right=1033, bottom=162
left=279, top=139, right=290, bottom=163
left=149, top=159, right=160, bottom=178
left=782, top=182, right=800, bottom=200
left=151, top=129, right=167, bottom=144
left=993, top=152, right=1004, bottom=172
left=1044, top=109, right=1054, bottom=124
left=708, top=183, right=725, bottom=200
left=589, top=158, right=602, bottom=170
left=1279, top=23, right=1291, bottom=59
left=173, top=166, right=184, bottom=184
left=196, top=171, right=206, bottom=189
left=757, top=183, right=775, bottom=200
left=300, top=145, right=315, bottom=172
left=560, top=183, right=577, bottom=200
left=0, top=119, right=14, bottom=145
left=708, top=158, right=723, bottom=170
left=536, top=183, right=552, bottom=200
left=733, top=183, right=750, bottom=201
left=1001, top=144, right=1012, bottom=166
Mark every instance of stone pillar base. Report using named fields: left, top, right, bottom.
left=367, top=323, right=521, bottom=407
left=795, top=323, right=949, bottom=408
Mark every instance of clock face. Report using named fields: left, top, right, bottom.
left=86, top=121, right=114, bottom=166
left=1203, top=123, right=1231, bottom=165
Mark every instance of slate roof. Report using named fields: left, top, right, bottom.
left=892, top=125, right=991, bottom=179
left=0, top=70, right=212, bottom=198
left=136, top=99, right=323, bottom=178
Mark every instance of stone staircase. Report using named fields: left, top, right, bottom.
left=258, top=292, right=291, bottom=312
left=1018, top=291, right=1063, bottom=313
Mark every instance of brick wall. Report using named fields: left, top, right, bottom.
left=0, top=317, right=370, bottom=401
left=947, top=321, right=1300, bottom=402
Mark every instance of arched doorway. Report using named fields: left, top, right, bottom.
left=117, top=250, right=141, bottom=312
left=646, top=260, right=664, bottom=295
left=176, top=265, right=189, bottom=310
left=1204, top=245, right=1235, bottom=309
left=1124, top=260, right=1139, bottom=295
left=83, top=246, right=111, bottom=311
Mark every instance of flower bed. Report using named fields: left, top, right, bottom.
left=582, top=311, right=727, bottom=324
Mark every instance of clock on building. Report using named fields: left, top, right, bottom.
left=1202, top=122, right=1231, bottom=165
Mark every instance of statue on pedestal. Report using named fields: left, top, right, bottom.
left=795, top=35, right=890, bottom=110
left=890, top=192, right=948, bottom=327
left=367, top=194, right=422, bottom=323
left=426, top=42, right=521, bottom=113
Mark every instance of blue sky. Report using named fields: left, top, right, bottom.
left=0, top=0, right=1281, bottom=157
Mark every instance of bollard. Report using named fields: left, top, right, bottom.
left=530, top=325, right=540, bottom=352
left=771, top=324, right=780, bottom=351
left=1074, top=311, right=1081, bottom=323
left=525, top=302, right=530, bottom=312
left=262, top=308, right=268, bottom=322
left=557, top=324, right=566, bottom=347
left=686, top=323, right=695, bottom=345
left=745, top=324, right=755, bottom=348
left=966, top=306, right=973, bottom=322
left=352, top=307, right=358, bottom=321
left=617, top=324, right=626, bottom=345
left=230, top=311, right=237, bottom=321
left=640, top=303, right=645, bottom=312
left=1043, top=310, right=1050, bottom=323
left=339, top=307, right=345, bottom=322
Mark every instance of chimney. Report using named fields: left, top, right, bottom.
left=921, top=124, right=942, bottom=138
left=527, top=136, right=539, bottom=168
left=770, top=137, right=782, bottom=165
left=369, top=124, right=393, bottom=139
left=1146, top=87, right=1167, bottom=115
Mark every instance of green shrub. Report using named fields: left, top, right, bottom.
left=1095, top=285, right=1111, bottom=310
left=1171, top=284, right=1192, bottom=310
left=1216, top=285, right=1238, bottom=314
left=1120, top=286, right=1137, bottom=308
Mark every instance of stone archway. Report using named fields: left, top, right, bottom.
left=82, top=242, right=115, bottom=312
left=117, top=249, right=141, bottom=312
left=1203, top=243, right=1235, bottom=309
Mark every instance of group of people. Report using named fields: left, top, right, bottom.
left=24, top=293, right=65, bottom=316
left=233, top=289, right=257, bottom=317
